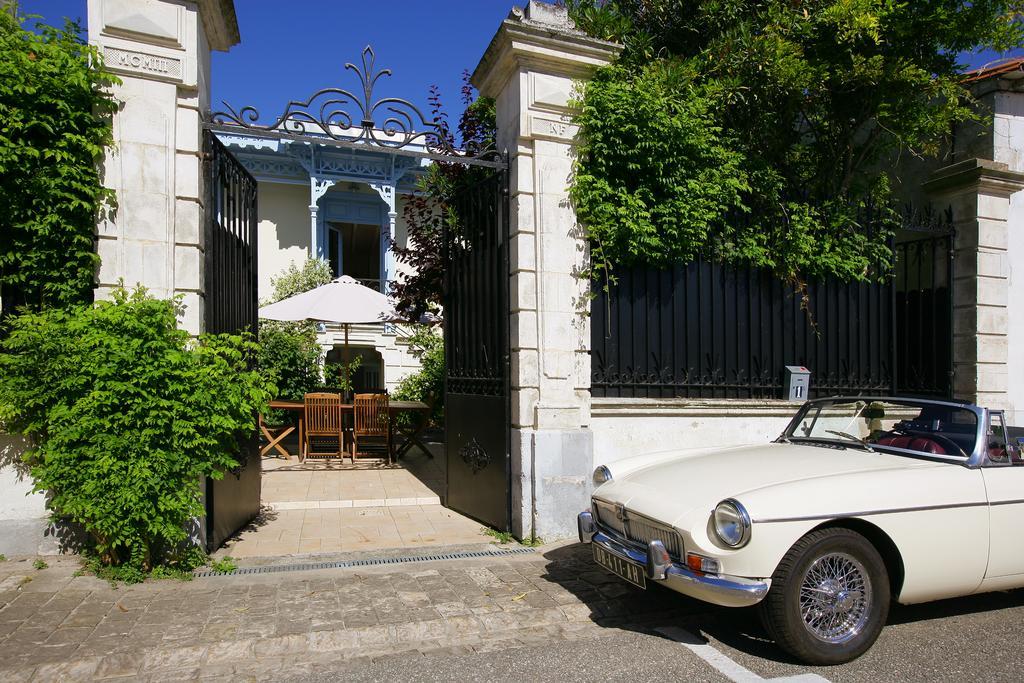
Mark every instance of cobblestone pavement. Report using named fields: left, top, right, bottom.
left=0, top=543, right=714, bottom=682
left=7, top=543, right=1023, bottom=682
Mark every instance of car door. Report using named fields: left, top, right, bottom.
left=981, top=410, right=1024, bottom=584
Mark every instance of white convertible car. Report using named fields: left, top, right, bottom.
left=578, top=396, right=1023, bottom=664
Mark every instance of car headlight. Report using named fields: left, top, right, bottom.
left=713, top=499, right=751, bottom=548
left=592, top=465, right=613, bottom=486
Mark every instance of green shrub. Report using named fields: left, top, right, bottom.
left=393, top=327, right=444, bottom=427
left=0, top=287, right=273, bottom=574
left=267, top=258, right=332, bottom=303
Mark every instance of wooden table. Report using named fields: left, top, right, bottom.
left=260, top=399, right=431, bottom=462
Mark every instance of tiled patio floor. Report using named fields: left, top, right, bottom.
left=261, top=449, right=443, bottom=509
left=219, top=443, right=492, bottom=558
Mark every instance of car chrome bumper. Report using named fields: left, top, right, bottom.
left=577, top=510, right=770, bottom=608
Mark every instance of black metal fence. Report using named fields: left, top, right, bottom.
left=894, top=231, right=953, bottom=397
left=592, top=219, right=953, bottom=400
left=444, top=169, right=510, bottom=399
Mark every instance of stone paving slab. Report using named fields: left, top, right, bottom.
left=0, top=544, right=712, bottom=682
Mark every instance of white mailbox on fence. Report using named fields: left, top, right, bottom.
left=785, top=366, right=811, bottom=401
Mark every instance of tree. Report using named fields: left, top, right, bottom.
left=392, top=327, right=444, bottom=427
left=0, top=12, right=118, bottom=317
left=565, top=0, right=1024, bottom=284
left=389, top=76, right=497, bottom=321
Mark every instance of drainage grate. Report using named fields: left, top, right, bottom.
left=194, top=546, right=537, bottom=578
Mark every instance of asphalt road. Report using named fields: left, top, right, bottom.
left=295, top=583, right=1024, bottom=683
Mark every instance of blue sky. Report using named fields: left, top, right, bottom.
left=21, top=0, right=1024, bottom=125
left=25, top=0, right=531, bottom=123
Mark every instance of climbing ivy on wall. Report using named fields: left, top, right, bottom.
left=0, top=12, right=119, bottom=317
left=565, top=0, right=1024, bottom=285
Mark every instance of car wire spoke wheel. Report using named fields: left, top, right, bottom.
left=798, top=552, right=872, bottom=644
left=761, top=528, right=890, bottom=665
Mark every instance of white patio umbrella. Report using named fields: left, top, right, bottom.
left=259, top=275, right=401, bottom=388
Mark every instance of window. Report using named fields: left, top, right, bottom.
left=328, top=227, right=340, bottom=277
left=328, top=222, right=381, bottom=290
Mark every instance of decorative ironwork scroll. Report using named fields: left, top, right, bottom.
left=209, top=46, right=499, bottom=163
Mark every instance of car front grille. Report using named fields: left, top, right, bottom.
left=592, top=499, right=683, bottom=559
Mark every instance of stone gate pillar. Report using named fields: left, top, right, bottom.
left=925, top=160, right=1024, bottom=420
left=88, top=0, right=240, bottom=334
left=472, top=2, right=620, bottom=540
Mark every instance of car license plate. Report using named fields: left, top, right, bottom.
left=593, top=544, right=646, bottom=589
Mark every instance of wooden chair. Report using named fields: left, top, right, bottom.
left=259, top=411, right=296, bottom=460
left=352, top=392, right=391, bottom=461
left=302, top=393, right=344, bottom=460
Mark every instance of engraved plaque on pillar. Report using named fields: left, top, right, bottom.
left=103, top=46, right=183, bottom=83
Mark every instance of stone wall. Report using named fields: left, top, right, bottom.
left=591, top=399, right=801, bottom=467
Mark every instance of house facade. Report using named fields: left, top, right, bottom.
left=215, top=129, right=430, bottom=393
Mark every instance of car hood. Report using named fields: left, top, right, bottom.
left=593, top=442, right=937, bottom=527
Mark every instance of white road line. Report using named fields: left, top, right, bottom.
left=654, top=626, right=831, bottom=683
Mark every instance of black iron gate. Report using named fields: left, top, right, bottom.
left=893, top=227, right=954, bottom=397
left=202, top=130, right=261, bottom=550
left=443, top=167, right=511, bottom=532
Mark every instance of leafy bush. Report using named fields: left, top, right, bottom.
left=0, top=287, right=273, bottom=574
left=209, top=555, right=237, bottom=574
left=0, top=12, right=118, bottom=316
left=392, top=327, right=444, bottom=427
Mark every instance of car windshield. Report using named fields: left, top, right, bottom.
left=784, top=399, right=980, bottom=459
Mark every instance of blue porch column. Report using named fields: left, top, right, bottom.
left=371, top=182, right=398, bottom=290
left=309, top=177, right=336, bottom=259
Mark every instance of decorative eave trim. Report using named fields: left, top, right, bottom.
left=471, top=10, right=621, bottom=99
left=923, top=157, right=1024, bottom=198
left=197, top=0, right=240, bottom=52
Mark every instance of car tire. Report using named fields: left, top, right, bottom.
left=759, top=527, right=890, bottom=665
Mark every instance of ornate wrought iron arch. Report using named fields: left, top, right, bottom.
left=206, top=46, right=504, bottom=169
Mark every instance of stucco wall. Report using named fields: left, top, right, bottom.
left=257, top=183, right=311, bottom=301
left=257, top=182, right=415, bottom=301
left=590, top=399, right=801, bottom=467
left=257, top=181, right=425, bottom=391
left=0, top=436, right=59, bottom=556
